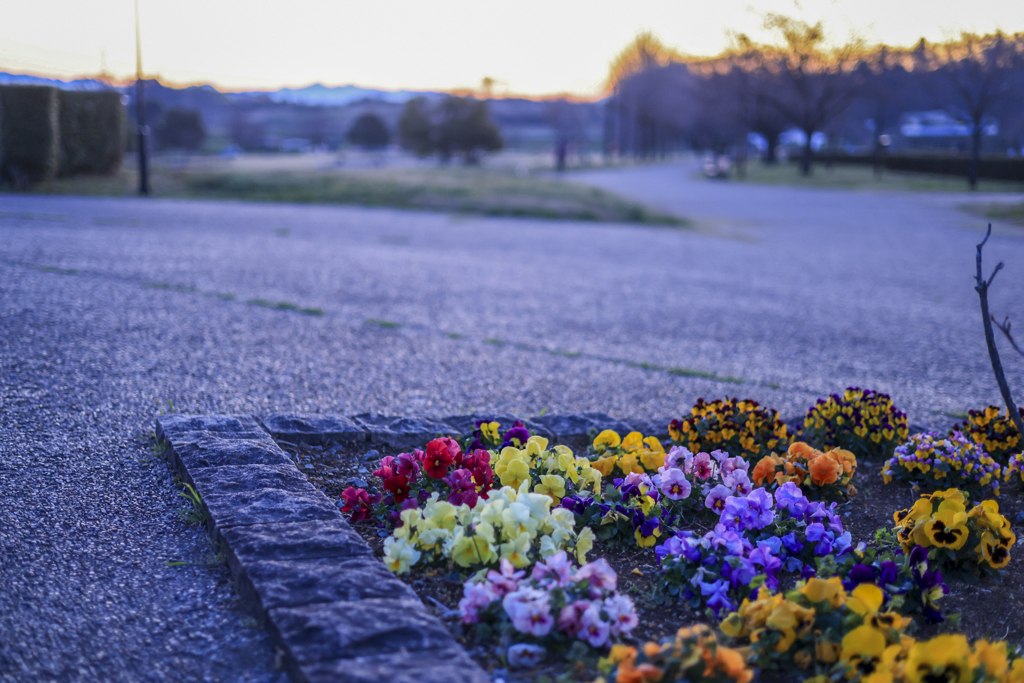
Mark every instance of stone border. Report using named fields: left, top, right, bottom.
left=157, top=412, right=665, bottom=683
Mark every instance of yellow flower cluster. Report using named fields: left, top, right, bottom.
left=720, top=579, right=908, bottom=671
left=493, top=435, right=603, bottom=498
left=590, top=430, right=666, bottom=477
left=805, top=634, right=1024, bottom=683
left=600, top=624, right=752, bottom=683
left=954, top=406, right=1023, bottom=463
left=669, top=398, right=790, bottom=459
left=801, top=388, right=908, bottom=460
left=383, top=482, right=596, bottom=574
left=892, top=489, right=1015, bottom=570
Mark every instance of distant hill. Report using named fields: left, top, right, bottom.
left=0, top=72, right=433, bottom=105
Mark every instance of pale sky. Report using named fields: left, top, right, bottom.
left=2, top=0, right=1022, bottom=97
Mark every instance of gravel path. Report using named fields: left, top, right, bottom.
left=2, top=162, right=1023, bottom=680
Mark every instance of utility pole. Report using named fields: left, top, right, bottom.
left=134, top=0, right=150, bottom=195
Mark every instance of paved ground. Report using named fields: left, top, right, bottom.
left=2, top=161, right=1023, bottom=681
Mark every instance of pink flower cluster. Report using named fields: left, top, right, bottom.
left=458, top=553, right=637, bottom=649
left=654, top=446, right=754, bottom=511
left=367, top=437, right=494, bottom=508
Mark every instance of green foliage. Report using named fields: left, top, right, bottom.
left=57, top=90, right=125, bottom=177
left=0, top=85, right=60, bottom=184
left=398, top=97, right=434, bottom=156
left=347, top=113, right=390, bottom=148
left=178, top=483, right=207, bottom=526
left=397, top=96, right=502, bottom=163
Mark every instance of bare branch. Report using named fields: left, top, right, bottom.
left=992, top=315, right=1024, bottom=357
left=974, top=223, right=1024, bottom=441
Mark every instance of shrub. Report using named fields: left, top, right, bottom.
left=952, top=406, right=1023, bottom=463
left=154, top=108, right=206, bottom=151
left=882, top=432, right=1001, bottom=499
left=0, top=85, right=60, bottom=184
left=58, top=90, right=125, bottom=176
left=668, top=398, right=791, bottom=459
left=801, top=387, right=908, bottom=460
left=347, top=113, right=390, bottom=148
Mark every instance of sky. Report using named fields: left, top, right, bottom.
left=2, top=0, right=1022, bottom=97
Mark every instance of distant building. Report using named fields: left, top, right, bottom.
left=898, top=110, right=998, bottom=152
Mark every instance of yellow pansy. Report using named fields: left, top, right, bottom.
left=640, top=448, right=665, bottom=471
left=592, top=429, right=621, bottom=451
left=480, top=421, right=500, bottom=444
left=575, top=526, right=595, bottom=563
left=534, top=474, right=566, bottom=501
left=592, top=455, right=618, bottom=477
left=621, top=431, right=644, bottom=452
left=499, top=532, right=532, bottom=568
left=904, top=635, right=972, bottom=683
left=451, top=533, right=496, bottom=568
left=922, top=509, right=969, bottom=550
left=841, top=625, right=888, bottom=679
left=618, top=451, right=643, bottom=474
left=799, top=577, right=846, bottom=608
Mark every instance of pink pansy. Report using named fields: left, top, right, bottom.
left=720, top=456, right=749, bottom=476
left=487, top=558, right=525, bottom=596
left=704, top=484, right=731, bottom=513
left=458, top=581, right=498, bottom=624
left=503, top=588, right=554, bottom=637
left=579, top=604, right=611, bottom=647
left=573, top=558, right=617, bottom=593
left=373, top=455, right=396, bottom=480
left=603, top=595, right=638, bottom=636
left=557, top=600, right=591, bottom=638
left=531, top=551, right=575, bottom=587
left=691, top=452, right=715, bottom=480
left=622, top=472, right=652, bottom=490
left=664, top=445, right=693, bottom=472
left=658, top=468, right=692, bottom=501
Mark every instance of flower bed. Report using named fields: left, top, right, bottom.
left=288, top=397, right=1024, bottom=681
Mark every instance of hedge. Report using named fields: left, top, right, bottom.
left=58, top=90, right=125, bottom=176
left=801, top=153, right=1024, bottom=182
left=0, top=85, right=60, bottom=184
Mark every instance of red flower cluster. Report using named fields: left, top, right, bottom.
left=340, top=486, right=377, bottom=521
left=424, top=437, right=463, bottom=479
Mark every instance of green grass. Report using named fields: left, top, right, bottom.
left=962, top=202, right=1024, bottom=226
left=15, top=162, right=688, bottom=226
left=367, top=318, right=402, bottom=329
left=667, top=366, right=744, bottom=384
left=247, top=298, right=324, bottom=316
left=446, top=332, right=464, bottom=339
left=32, top=264, right=78, bottom=275
left=484, top=337, right=504, bottom=346
left=734, top=162, right=1024, bottom=193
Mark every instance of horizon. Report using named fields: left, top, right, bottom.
left=3, top=0, right=1023, bottom=98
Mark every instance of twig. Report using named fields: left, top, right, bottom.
left=992, top=314, right=1024, bottom=357
left=974, top=224, right=1024, bottom=441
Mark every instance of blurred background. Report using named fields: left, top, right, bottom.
left=0, top=0, right=1022, bottom=201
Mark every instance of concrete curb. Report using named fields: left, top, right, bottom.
left=156, top=413, right=489, bottom=683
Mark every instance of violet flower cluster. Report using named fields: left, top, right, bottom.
left=458, top=552, right=637, bottom=649
left=654, top=482, right=853, bottom=614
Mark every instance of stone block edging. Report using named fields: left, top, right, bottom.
left=157, top=411, right=673, bottom=682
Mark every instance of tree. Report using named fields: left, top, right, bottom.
left=154, top=108, right=206, bottom=151
left=924, top=33, right=1024, bottom=189
left=436, top=97, right=502, bottom=164
left=755, top=15, right=862, bottom=176
left=347, top=113, right=390, bottom=148
left=398, top=96, right=502, bottom=163
left=398, top=97, right=435, bottom=156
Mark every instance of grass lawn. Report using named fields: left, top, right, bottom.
left=18, top=157, right=688, bottom=226
left=962, top=202, right=1024, bottom=226
left=733, top=161, right=1024, bottom=193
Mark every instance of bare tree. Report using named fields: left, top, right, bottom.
left=923, top=33, right=1024, bottom=189
left=756, top=15, right=863, bottom=176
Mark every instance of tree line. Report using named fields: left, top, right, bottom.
left=606, top=22, right=1024, bottom=188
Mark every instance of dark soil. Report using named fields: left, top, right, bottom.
left=280, top=439, right=1024, bottom=681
